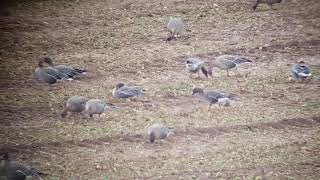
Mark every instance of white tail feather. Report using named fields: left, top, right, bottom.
left=298, top=73, right=312, bottom=77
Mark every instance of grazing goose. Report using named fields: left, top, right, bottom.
left=112, top=83, right=145, bottom=99
left=253, top=0, right=282, bottom=10
left=186, top=57, right=210, bottom=78
left=34, top=58, right=71, bottom=84
left=192, top=87, right=235, bottom=109
left=0, top=152, right=44, bottom=180
left=209, top=55, right=253, bottom=77
left=61, top=96, right=88, bottom=118
left=292, top=61, right=312, bottom=81
left=85, top=99, right=114, bottom=118
left=166, top=17, right=184, bottom=42
left=148, top=123, right=174, bottom=143
left=43, top=57, right=87, bottom=79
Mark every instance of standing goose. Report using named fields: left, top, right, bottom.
left=166, top=17, right=185, bottom=42
left=148, top=123, right=174, bottom=143
left=186, top=57, right=210, bottom=78
left=61, top=96, right=88, bottom=118
left=0, top=152, right=44, bottom=180
left=85, top=99, right=114, bottom=118
left=209, top=55, right=253, bottom=77
left=43, top=57, right=87, bottom=79
left=192, top=87, right=235, bottom=109
left=292, top=61, right=312, bottom=81
left=253, top=0, right=282, bottom=10
left=112, top=83, right=145, bottom=99
left=34, top=58, right=71, bottom=84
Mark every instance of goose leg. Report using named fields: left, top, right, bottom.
left=207, top=103, right=213, bottom=111
left=245, top=72, right=250, bottom=78
left=227, top=69, right=230, bottom=77
left=73, top=112, right=76, bottom=121
left=234, top=67, right=240, bottom=77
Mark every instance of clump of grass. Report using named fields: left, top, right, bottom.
left=301, top=102, right=320, bottom=115
left=156, top=82, right=193, bottom=97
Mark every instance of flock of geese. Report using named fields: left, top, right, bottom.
left=0, top=0, right=314, bottom=179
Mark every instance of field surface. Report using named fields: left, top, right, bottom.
left=0, top=0, right=320, bottom=179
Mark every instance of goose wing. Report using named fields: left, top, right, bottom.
left=215, top=55, right=237, bottom=69
left=116, top=86, right=144, bottom=98
left=205, top=91, right=222, bottom=103
left=5, top=161, right=43, bottom=180
left=293, top=64, right=311, bottom=77
left=44, top=67, right=69, bottom=80
left=54, top=65, right=80, bottom=78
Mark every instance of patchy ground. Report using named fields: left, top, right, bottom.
left=0, top=0, right=320, bottom=179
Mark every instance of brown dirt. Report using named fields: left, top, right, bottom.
left=1, top=0, right=320, bottom=179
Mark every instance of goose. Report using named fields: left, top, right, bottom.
left=192, top=87, right=235, bottom=109
left=292, top=61, right=312, bottom=81
left=166, top=17, right=184, bottom=42
left=43, top=57, right=86, bottom=79
left=186, top=57, right=210, bottom=78
left=0, top=152, right=44, bottom=180
left=209, top=55, right=253, bottom=77
left=253, top=0, right=282, bottom=10
left=61, top=96, right=88, bottom=118
left=34, top=58, right=71, bottom=84
left=85, top=99, right=114, bottom=118
left=148, top=123, right=174, bottom=143
left=112, top=83, right=145, bottom=99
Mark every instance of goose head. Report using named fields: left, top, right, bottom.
left=0, top=152, right=9, bottom=164
left=38, top=59, right=46, bottom=67
left=192, top=88, right=204, bottom=95
left=112, top=83, right=125, bottom=96
left=115, top=83, right=125, bottom=90
left=165, top=33, right=176, bottom=42
left=43, top=57, right=54, bottom=66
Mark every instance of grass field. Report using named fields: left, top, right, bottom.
left=0, top=0, right=320, bottom=179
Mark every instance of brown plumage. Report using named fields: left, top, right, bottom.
left=166, top=17, right=184, bottom=42
left=209, top=55, right=253, bottom=77
left=148, top=123, right=174, bottom=143
left=34, top=58, right=70, bottom=84
left=61, top=96, right=88, bottom=118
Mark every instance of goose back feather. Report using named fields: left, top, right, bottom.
left=148, top=123, right=174, bottom=143
left=292, top=62, right=312, bottom=79
left=113, top=83, right=145, bottom=99
left=61, top=96, right=88, bottom=118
